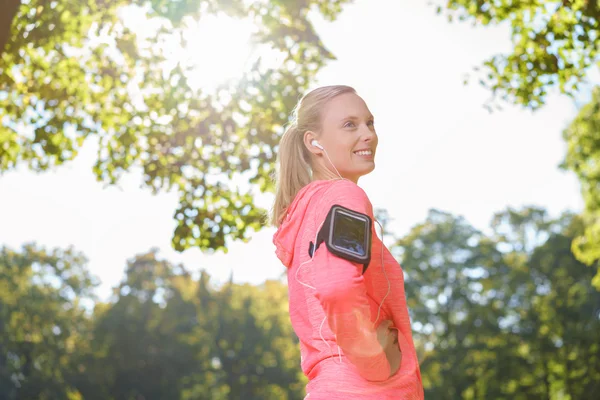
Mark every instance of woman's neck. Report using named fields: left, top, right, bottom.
left=312, top=171, right=356, bottom=183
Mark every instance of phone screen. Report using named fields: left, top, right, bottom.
left=332, top=212, right=367, bottom=257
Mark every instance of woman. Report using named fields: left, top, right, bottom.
left=272, top=85, right=423, bottom=399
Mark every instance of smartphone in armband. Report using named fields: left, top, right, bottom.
left=308, top=204, right=372, bottom=274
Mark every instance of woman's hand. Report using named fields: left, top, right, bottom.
left=376, top=320, right=402, bottom=377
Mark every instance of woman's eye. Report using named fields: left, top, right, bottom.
left=367, top=120, right=375, bottom=127
left=344, top=121, right=355, bottom=128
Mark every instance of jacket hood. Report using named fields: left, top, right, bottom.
left=272, top=180, right=333, bottom=268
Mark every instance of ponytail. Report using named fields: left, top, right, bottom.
left=270, top=85, right=356, bottom=226
left=271, top=123, right=312, bottom=226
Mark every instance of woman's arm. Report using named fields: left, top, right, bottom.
left=311, top=180, right=391, bottom=382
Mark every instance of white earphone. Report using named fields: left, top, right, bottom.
left=311, top=139, right=323, bottom=150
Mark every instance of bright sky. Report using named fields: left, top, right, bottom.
left=0, top=0, right=586, bottom=299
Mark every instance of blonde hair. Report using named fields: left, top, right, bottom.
left=270, top=85, right=356, bottom=226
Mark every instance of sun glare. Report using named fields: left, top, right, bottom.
left=119, top=6, right=257, bottom=93
left=182, top=14, right=256, bottom=92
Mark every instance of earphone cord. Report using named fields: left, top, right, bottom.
left=295, top=217, right=390, bottom=364
left=373, top=219, right=390, bottom=328
left=320, top=143, right=390, bottom=324
left=293, top=144, right=391, bottom=364
left=321, top=146, right=346, bottom=183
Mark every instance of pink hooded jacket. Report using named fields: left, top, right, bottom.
left=273, top=180, right=423, bottom=399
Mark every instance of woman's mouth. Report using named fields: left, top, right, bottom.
left=354, top=149, right=373, bottom=157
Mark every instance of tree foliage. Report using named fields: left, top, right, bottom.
left=398, top=207, right=600, bottom=399
left=435, top=0, right=600, bottom=110
left=0, top=0, right=350, bottom=252
left=562, top=87, right=600, bottom=289
left=2, top=203, right=600, bottom=398
left=436, top=0, right=600, bottom=287
left=0, top=243, right=97, bottom=400
left=71, top=249, right=302, bottom=400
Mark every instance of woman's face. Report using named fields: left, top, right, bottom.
left=310, top=92, right=378, bottom=183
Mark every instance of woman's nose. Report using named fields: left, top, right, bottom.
left=362, top=126, right=376, bottom=141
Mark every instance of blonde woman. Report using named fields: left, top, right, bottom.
left=272, top=85, right=423, bottom=399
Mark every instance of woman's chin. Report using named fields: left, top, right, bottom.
left=345, top=165, right=375, bottom=182
left=360, top=164, right=376, bottom=176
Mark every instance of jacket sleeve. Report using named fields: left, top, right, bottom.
left=311, top=180, right=391, bottom=382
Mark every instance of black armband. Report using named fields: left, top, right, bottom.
left=308, top=204, right=372, bottom=274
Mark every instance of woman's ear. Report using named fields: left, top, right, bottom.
left=304, top=131, right=322, bottom=155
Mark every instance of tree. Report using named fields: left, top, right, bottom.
left=206, top=279, right=305, bottom=400
left=396, top=207, right=600, bottom=399
left=561, top=87, right=600, bottom=289
left=435, top=0, right=600, bottom=287
left=73, top=249, right=200, bottom=399
left=435, top=0, right=600, bottom=110
left=75, top=249, right=304, bottom=399
left=0, top=243, right=97, bottom=400
left=0, top=243, right=303, bottom=399
left=397, top=209, right=519, bottom=398
left=1, top=0, right=351, bottom=252
left=521, top=215, right=600, bottom=399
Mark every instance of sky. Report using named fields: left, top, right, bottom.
left=0, top=0, right=587, bottom=299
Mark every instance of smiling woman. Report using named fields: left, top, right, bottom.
left=271, top=86, right=424, bottom=399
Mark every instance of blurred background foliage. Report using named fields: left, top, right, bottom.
left=2, top=0, right=600, bottom=399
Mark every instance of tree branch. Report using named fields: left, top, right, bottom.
left=0, top=0, right=21, bottom=58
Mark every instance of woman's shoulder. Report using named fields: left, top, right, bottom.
left=311, top=180, right=373, bottom=218
left=320, top=180, right=370, bottom=203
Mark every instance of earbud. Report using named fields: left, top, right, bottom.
left=311, top=140, right=324, bottom=150
left=311, top=139, right=345, bottom=181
